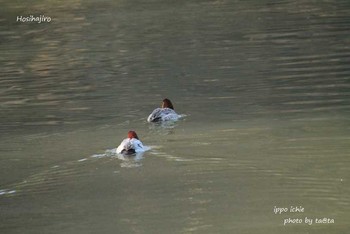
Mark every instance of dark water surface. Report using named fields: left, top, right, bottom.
left=1, top=0, right=350, bottom=233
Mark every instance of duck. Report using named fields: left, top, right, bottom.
left=116, top=131, right=145, bottom=155
left=147, top=98, right=180, bottom=122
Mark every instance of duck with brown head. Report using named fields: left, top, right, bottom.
left=116, top=130, right=145, bottom=155
left=147, top=98, right=180, bottom=122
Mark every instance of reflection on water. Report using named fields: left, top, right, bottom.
left=1, top=0, right=350, bottom=233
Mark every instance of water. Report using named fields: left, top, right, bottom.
left=1, top=0, right=350, bottom=233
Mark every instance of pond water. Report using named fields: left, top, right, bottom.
left=0, top=0, right=349, bottom=233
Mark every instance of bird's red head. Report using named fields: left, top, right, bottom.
left=127, top=131, right=139, bottom=139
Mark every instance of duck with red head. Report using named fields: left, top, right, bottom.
left=147, top=98, right=180, bottom=122
left=117, top=131, right=145, bottom=155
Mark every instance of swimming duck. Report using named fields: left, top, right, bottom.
left=147, top=98, right=180, bottom=122
left=116, top=131, right=145, bottom=154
